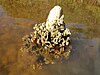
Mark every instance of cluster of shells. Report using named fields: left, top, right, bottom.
left=21, top=22, right=71, bottom=69
left=21, top=6, right=72, bottom=69
left=32, top=22, right=71, bottom=48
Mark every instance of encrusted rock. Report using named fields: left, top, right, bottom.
left=21, top=5, right=72, bottom=69
left=31, top=6, right=71, bottom=48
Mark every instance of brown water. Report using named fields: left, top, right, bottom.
left=0, top=1, right=100, bottom=75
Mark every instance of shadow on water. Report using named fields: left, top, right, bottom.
left=0, top=1, right=100, bottom=75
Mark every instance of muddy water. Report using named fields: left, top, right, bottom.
left=0, top=1, right=100, bottom=75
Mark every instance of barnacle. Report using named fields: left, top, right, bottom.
left=21, top=5, right=72, bottom=69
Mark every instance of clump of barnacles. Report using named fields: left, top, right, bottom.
left=21, top=5, right=72, bottom=69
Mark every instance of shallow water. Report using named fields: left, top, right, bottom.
left=0, top=1, right=100, bottom=75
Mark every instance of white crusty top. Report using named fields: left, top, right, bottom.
left=46, top=5, right=64, bottom=31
